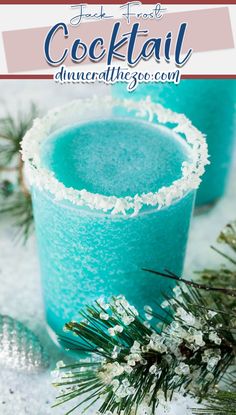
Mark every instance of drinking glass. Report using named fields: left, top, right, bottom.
left=113, top=80, right=236, bottom=208
left=22, top=96, right=208, bottom=340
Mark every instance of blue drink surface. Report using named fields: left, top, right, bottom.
left=41, top=119, right=188, bottom=197
left=32, top=118, right=195, bottom=338
left=113, top=80, right=236, bottom=207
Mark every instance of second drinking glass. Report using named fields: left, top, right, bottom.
left=113, top=80, right=236, bottom=209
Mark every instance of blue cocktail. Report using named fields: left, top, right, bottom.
left=113, top=80, right=236, bottom=208
left=22, top=97, right=208, bottom=339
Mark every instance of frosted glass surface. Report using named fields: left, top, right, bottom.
left=33, top=117, right=195, bottom=338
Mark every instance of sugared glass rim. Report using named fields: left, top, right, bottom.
left=21, top=95, right=209, bottom=216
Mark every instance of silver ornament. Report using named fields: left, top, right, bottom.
left=0, top=315, right=49, bottom=371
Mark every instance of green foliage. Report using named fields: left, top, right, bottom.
left=0, top=190, right=33, bottom=242
left=0, top=104, right=36, bottom=241
left=53, top=285, right=236, bottom=413
left=0, top=103, right=37, bottom=168
left=196, top=220, right=236, bottom=311
left=52, top=220, right=236, bottom=415
left=218, top=221, right=236, bottom=253
left=194, top=391, right=236, bottom=415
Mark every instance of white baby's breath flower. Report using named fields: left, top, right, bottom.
left=131, top=353, right=142, bottom=362
left=144, top=305, right=153, bottom=313
left=147, top=332, right=167, bottom=354
left=124, top=365, right=133, bottom=374
left=202, top=348, right=221, bottom=371
left=121, top=315, right=135, bottom=325
left=205, top=372, right=214, bottom=382
left=175, top=362, right=190, bottom=375
left=127, top=359, right=136, bottom=367
left=144, top=305, right=153, bottom=321
left=108, top=328, right=116, bottom=337
left=208, top=310, right=217, bottom=319
left=51, top=369, right=60, bottom=379
left=149, top=364, right=159, bottom=375
left=207, top=356, right=220, bottom=371
left=173, top=286, right=182, bottom=298
left=209, top=331, right=221, bottom=345
left=97, top=297, right=110, bottom=310
left=100, top=312, right=109, bottom=321
left=114, top=379, right=135, bottom=399
left=56, top=360, right=65, bottom=369
left=145, top=313, right=153, bottom=321
left=176, top=307, right=196, bottom=326
left=112, top=346, right=121, bottom=359
left=108, top=325, right=123, bottom=337
left=192, top=330, right=205, bottom=347
left=130, top=341, right=141, bottom=353
left=100, top=362, right=124, bottom=383
left=111, top=379, right=120, bottom=389
left=115, top=325, right=123, bottom=333
left=129, top=305, right=139, bottom=316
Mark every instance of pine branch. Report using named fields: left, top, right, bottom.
left=193, top=391, right=236, bottom=414
left=211, top=245, right=236, bottom=266
left=218, top=221, right=236, bottom=253
left=196, top=268, right=236, bottom=290
left=0, top=189, right=33, bottom=242
left=52, top=219, right=236, bottom=414
left=195, top=219, right=236, bottom=312
left=52, top=285, right=236, bottom=415
left=0, top=104, right=37, bottom=241
left=142, top=268, right=236, bottom=298
left=0, top=103, right=37, bottom=169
